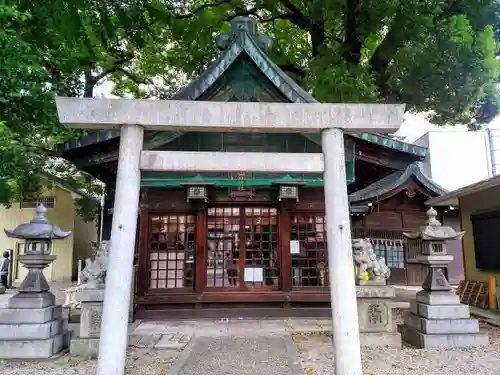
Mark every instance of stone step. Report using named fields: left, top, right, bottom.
left=0, top=332, right=67, bottom=359
left=0, top=305, right=63, bottom=324
left=410, top=300, right=471, bottom=319
left=0, top=318, right=65, bottom=340
left=360, top=331, right=401, bottom=348
left=400, top=324, right=489, bottom=348
left=407, top=313, right=480, bottom=334
left=416, top=290, right=460, bottom=305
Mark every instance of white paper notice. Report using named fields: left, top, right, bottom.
left=290, top=240, right=300, bottom=254
left=244, top=267, right=264, bottom=282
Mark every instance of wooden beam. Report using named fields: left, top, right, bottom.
left=140, top=151, right=324, bottom=173
left=56, top=98, right=405, bottom=133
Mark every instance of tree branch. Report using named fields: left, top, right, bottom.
left=92, top=54, right=135, bottom=83
left=116, top=67, right=154, bottom=86
left=278, top=0, right=311, bottom=30
left=174, top=0, right=234, bottom=19
left=343, top=0, right=363, bottom=64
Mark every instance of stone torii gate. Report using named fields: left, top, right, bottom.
left=56, top=98, right=404, bottom=375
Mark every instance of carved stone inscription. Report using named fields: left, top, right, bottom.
left=357, top=299, right=392, bottom=333
left=89, top=307, right=102, bottom=337
left=367, top=303, right=385, bottom=325
left=81, top=302, right=103, bottom=338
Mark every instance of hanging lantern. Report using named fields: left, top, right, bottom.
left=272, top=175, right=304, bottom=202
left=182, top=174, right=214, bottom=202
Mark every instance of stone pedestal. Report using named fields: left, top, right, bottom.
left=0, top=292, right=68, bottom=359
left=400, top=290, right=488, bottom=348
left=356, top=285, right=401, bottom=347
left=70, top=288, right=104, bottom=358
left=401, top=207, right=489, bottom=348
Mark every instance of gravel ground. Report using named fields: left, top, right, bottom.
left=0, top=348, right=178, bottom=375
left=293, top=321, right=500, bottom=375
left=178, top=336, right=302, bottom=375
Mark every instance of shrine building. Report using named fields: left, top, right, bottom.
left=58, top=17, right=461, bottom=318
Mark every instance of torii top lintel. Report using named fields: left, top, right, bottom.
left=55, top=97, right=404, bottom=134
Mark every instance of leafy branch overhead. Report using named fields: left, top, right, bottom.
left=150, top=0, right=499, bottom=127
left=1, top=0, right=500, bottom=206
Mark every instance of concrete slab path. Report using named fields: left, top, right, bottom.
left=170, top=335, right=303, bottom=375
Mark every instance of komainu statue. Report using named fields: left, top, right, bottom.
left=80, top=241, right=110, bottom=288
left=352, top=238, right=391, bottom=284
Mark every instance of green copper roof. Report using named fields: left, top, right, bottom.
left=348, top=163, right=447, bottom=203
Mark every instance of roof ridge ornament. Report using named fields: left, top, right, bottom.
left=215, top=16, right=272, bottom=52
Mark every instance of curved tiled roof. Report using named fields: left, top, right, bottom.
left=348, top=163, right=447, bottom=203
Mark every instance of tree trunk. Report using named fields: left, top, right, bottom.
left=84, top=70, right=95, bottom=98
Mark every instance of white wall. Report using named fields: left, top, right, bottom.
left=413, top=131, right=492, bottom=191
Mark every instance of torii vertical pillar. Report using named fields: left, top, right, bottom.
left=97, top=124, right=144, bottom=375
left=322, top=128, right=362, bottom=375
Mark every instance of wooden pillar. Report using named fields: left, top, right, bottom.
left=137, top=203, right=149, bottom=297
left=279, top=204, right=292, bottom=294
left=488, top=276, right=497, bottom=309
left=195, top=204, right=207, bottom=294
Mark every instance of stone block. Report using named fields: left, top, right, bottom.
left=0, top=305, right=62, bottom=324
left=357, top=299, right=394, bottom=333
left=0, top=333, right=66, bottom=359
left=0, top=318, right=64, bottom=340
left=406, top=313, right=479, bottom=334
left=134, top=333, right=162, bottom=348
left=74, top=288, right=105, bottom=303
left=70, top=337, right=100, bottom=359
left=358, top=280, right=386, bottom=286
left=356, top=285, right=396, bottom=299
left=410, top=300, right=470, bottom=319
left=80, top=301, right=103, bottom=338
left=360, top=332, right=401, bottom=348
left=416, top=290, right=460, bottom=305
left=154, top=332, right=193, bottom=350
left=400, top=324, right=489, bottom=348
left=8, top=292, right=55, bottom=309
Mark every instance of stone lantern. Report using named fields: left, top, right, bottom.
left=0, top=204, right=71, bottom=359
left=403, top=206, right=463, bottom=293
left=400, top=207, right=488, bottom=348
left=4, top=204, right=70, bottom=308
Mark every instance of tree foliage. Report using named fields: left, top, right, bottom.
left=121, top=0, right=499, bottom=127
left=1, top=0, right=500, bottom=211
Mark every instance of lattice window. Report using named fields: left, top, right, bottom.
left=21, top=196, right=55, bottom=209
left=206, top=207, right=241, bottom=288
left=148, top=214, right=196, bottom=289
left=370, top=238, right=405, bottom=269
left=291, top=214, right=328, bottom=287
left=244, top=207, right=278, bottom=287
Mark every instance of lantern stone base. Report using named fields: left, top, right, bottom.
left=8, top=291, right=56, bottom=309
left=356, top=285, right=401, bottom=347
left=0, top=297, right=69, bottom=359
left=400, top=290, right=489, bottom=348
left=69, top=287, right=104, bottom=358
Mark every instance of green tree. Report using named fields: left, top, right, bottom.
left=114, top=0, right=500, bottom=128
left=0, top=1, right=158, bottom=214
